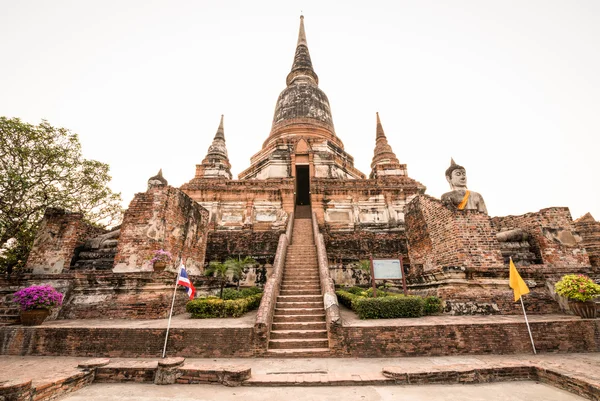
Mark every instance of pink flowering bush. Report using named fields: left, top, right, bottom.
left=13, top=285, right=63, bottom=311
left=150, top=249, right=172, bottom=265
left=555, top=274, right=600, bottom=302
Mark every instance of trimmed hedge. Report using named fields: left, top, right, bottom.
left=336, top=289, right=441, bottom=319
left=186, top=293, right=263, bottom=318
left=221, top=287, right=262, bottom=300
left=423, top=296, right=442, bottom=315
left=353, top=296, right=424, bottom=319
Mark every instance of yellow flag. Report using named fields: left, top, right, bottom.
left=509, top=258, right=530, bottom=302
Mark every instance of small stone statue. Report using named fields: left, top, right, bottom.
left=147, top=169, right=168, bottom=190
left=441, top=158, right=487, bottom=214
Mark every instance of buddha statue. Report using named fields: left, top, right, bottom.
left=441, top=159, right=488, bottom=214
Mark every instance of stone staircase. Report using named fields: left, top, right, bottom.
left=267, top=208, right=329, bottom=356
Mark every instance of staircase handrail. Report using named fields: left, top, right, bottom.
left=311, top=212, right=342, bottom=345
left=253, top=210, right=294, bottom=354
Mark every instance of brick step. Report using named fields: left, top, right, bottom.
left=269, top=329, right=328, bottom=340
left=283, top=270, right=319, bottom=275
left=271, top=321, right=327, bottom=331
left=287, top=245, right=315, bottom=249
left=277, top=295, right=322, bottom=303
left=280, top=285, right=320, bottom=291
left=282, top=268, right=319, bottom=272
left=268, top=338, right=329, bottom=349
left=273, top=314, right=326, bottom=323
left=279, top=289, right=321, bottom=296
left=282, top=275, right=320, bottom=280
left=285, top=256, right=317, bottom=260
left=276, top=301, right=323, bottom=309
left=284, top=260, right=318, bottom=264
left=280, top=279, right=320, bottom=284
left=275, top=308, right=325, bottom=316
left=264, top=348, right=330, bottom=358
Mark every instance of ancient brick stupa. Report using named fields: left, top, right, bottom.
left=182, top=15, right=425, bottom=233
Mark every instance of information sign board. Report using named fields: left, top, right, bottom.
left=372, top=259, right=403, bottom=279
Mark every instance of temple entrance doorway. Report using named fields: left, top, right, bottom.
left=295, top=165, right=310, bottom=206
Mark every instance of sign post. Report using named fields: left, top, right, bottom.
left=371, top=258, right=406, bottom=296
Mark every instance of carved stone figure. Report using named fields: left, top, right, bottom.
left=441, top=158, right=488, bottom=214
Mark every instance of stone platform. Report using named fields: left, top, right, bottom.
left=1, top=353, right=600, bottom=400
left=1, top=310, right=598, bottom=358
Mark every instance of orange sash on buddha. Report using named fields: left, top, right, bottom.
left=457, top=190, right=470, bottom=210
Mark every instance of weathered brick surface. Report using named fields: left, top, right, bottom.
left=30, top=371, right=94, bottom=401
left=336, top=319, right=600, bottom=357
left=573, top=213, right=600, bottom=268
left=0, top=326, right=255, bottom=357
left=405, top=195, right=504, bottom=277
left=254, top=233, right=288, bottom=354
left=491, top=208, right=591, bottom=268
left=206, top=231, right=282, bottom=263
left=25, top=208, right=107, bottom=274
left=114, top=185, right=209, bottom=274
left=0, top=273, right=207, bottom=321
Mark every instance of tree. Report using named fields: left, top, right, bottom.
left=205, top=256, right=256, bottom=298
left=224, top=256, right=257, bottom=290
left=0, top=117, right=123, bottom=272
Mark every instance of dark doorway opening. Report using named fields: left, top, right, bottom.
left=295, top=165, right=310, bottom=205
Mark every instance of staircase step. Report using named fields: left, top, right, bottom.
left=269, top=338, right=329, bottom=349
left=272, top=321, right=327, bottom=331
left=270, top=330, right=328, bottom=340
left=265, top=348, right=330, bottom=358
left=281, top=285, right=320, bottom=291
left=276, top=301, right=324, bottom=309
left=273, top=314, right=325, bottom=323
left=280, top=289, right=321, bottom=296
left=275, top=308, right=324, bottom=316
left=277, top=295, right=321, bottom=302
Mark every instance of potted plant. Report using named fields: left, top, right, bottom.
left=150, top=249, right=172, bottom=272
left=13, top=285, right=64, bottom=326
left=555, top=274, right=600, bottom=318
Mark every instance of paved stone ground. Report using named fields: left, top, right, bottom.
left=1, top=353, right=599, bottom=393
left=58, top=382, right=585, bottom=401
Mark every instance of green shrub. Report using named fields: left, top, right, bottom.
left=240, top=287, right=262, bottom=297
left=365, top=287, right=389, bottom=298
left=345, top=286, right=366, bottom=295
left=336, top=290, right=359, bottom=309
left=423, top=296, right=443, bottom=315
left=353, top=296, right=424, bottom=319
left=186, top=293, right=263, bottom=318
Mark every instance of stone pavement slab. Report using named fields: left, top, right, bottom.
left=1, top=353, right=600, bottom=399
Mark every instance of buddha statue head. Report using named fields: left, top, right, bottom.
left=445, top=158, right=467, bottom=190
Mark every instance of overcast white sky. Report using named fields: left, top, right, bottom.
left=1, top=0, right=599, bottom=221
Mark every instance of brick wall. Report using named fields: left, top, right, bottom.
left=0, top=273, right=212, bottom=321
left=405, top=195, right=504, bottom=277
left=573, top=214, right=600, bottom=268
left=25, top=208, right=107, bottom=274
left=0, top=326, right=255, bottom=357
left=491, top=208, right=591, bottom=268
left=1, top=318, right=597, bottom=358
left=336, top=319, right=600, bottom=357
left=114, top=186, right=209, bottom=274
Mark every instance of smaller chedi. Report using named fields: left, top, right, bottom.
left=441, top=158, right=487, bottom=214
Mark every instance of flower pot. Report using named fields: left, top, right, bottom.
left=20, top=309, right=50, bottom=326
left=153, top=261, right=167, bottom=272
left=569, top=301, right=597, bottom=319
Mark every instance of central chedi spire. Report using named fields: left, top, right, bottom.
left=270, top=15, right=337, bottom=138
left=239, top=16, right=364, bottom=180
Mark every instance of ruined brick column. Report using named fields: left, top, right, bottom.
left=113, top=185, right=209, bottom=274
left=25, top=208, right=106, bottom=274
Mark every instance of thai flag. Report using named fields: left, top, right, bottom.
left=177, top=265, right=196, bottom=300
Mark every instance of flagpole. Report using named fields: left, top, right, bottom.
left=162, top=267, right=180, bottom=358
left=519, top=297, right=537, bottom=355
